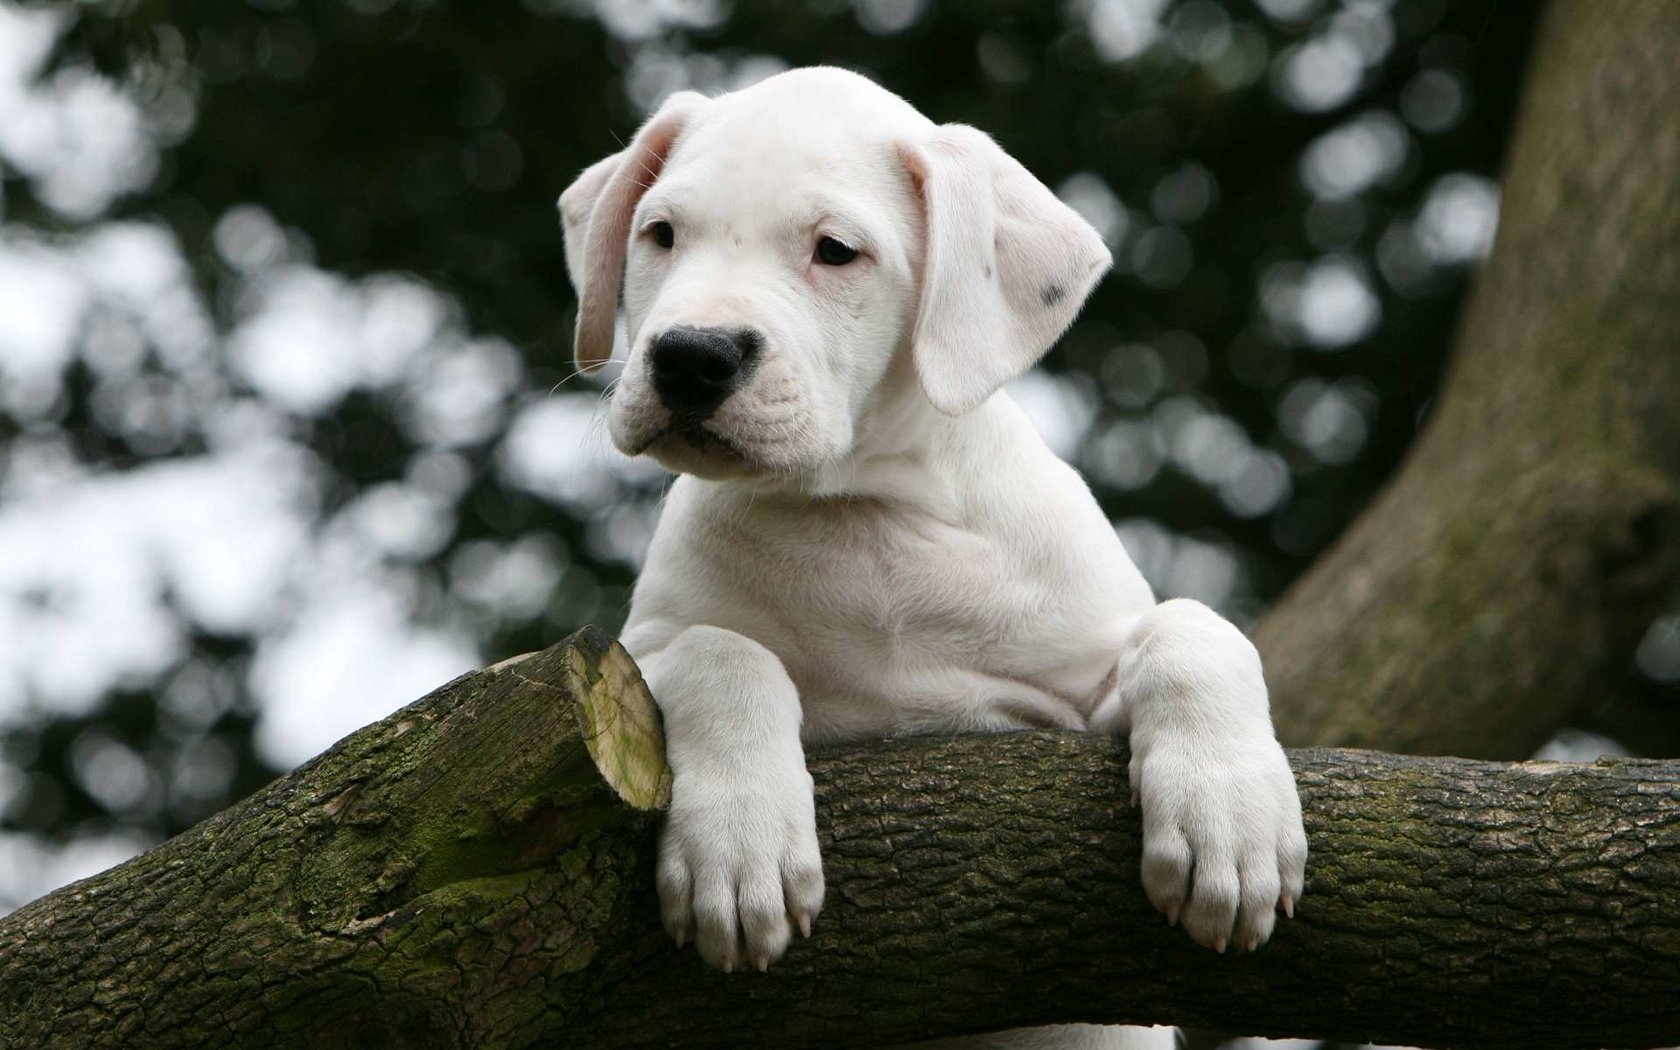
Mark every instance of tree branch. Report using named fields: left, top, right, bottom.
left=4, top=629, right=1677, bottom=1049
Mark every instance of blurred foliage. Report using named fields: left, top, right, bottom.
left=1, top=0, right=1563, bottom=895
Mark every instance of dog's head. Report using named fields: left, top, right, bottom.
left=561, top=67, right=1109, bottom=481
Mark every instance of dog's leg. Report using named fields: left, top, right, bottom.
left=1092, top=599, right=1307, bottom=952
left=634, top=624, right=825, bottom=972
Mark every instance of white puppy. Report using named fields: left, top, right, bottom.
left=561, top=66, right=1307, bottom=1041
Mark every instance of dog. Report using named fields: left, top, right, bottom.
left=560, top=67, right=1307, bottom=1047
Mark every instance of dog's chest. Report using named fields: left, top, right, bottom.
left=719, top=499, right=1031, bottom=634
left=688, top=496, right=1120, bottom=723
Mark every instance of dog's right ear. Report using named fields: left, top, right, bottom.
left=559, top=91, right=707, bottom=374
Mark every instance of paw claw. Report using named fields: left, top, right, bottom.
left=797, top=913, right=812, bottom=939
left=658, top=764, right=824, bottom=974
left=1132, top=725, right=1306, bottom=956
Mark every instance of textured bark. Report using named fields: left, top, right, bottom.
left=4, top=629, right=1679, bottom=1050
left=1255, top=0, right=1680, bottom=759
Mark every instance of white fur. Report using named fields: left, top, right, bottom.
left=561, top=66, right=1307, bottom=1038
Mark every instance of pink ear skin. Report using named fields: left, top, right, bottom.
left=559, top=92, right=708, bottom=376
left=900, top=125, right=1112, bottom=416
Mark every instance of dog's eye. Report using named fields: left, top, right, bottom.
left=815, top=236, right=858, bottom=266
left=651, top=221, right=675, bottom=249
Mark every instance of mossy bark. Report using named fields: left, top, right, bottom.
left=1255, top=0, right=1680, bottom=758
left=4, top=629, right=1679, bottom=1049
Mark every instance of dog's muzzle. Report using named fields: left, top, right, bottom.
left=649, top=325, right=761, bottom=421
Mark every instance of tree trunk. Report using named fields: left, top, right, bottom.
left=4, top=629, right=1678, bottom=1050
left=1255, top=0, right=1680, bottom=759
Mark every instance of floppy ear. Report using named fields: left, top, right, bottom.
left=899, top=125, right=1112, bottom=415
left=558, top=152, right=618, bottom=296
left=559, top=91, right=707, bottom=374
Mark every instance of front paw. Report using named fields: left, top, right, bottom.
left=656, top=764, right=825, bottom=972
left=1129, top=728, right=1307, bottom=952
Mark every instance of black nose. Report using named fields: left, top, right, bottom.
left=648, top=326, right=759, bottom=417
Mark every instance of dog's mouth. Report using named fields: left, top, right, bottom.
left=634, top=420, right=761, bottom=479
left=635, top=417, right=742, bottom=456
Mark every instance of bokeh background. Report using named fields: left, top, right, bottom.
left=1, top=0, right=1676, bottom=919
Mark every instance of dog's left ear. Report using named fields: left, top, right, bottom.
left=559, top=91, right=707, bottom=374
left=899, top=126, right=1111, bottom=415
